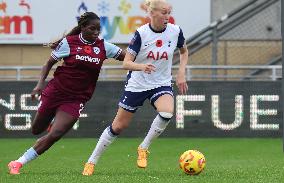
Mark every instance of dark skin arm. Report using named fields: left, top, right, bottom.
left=31, top=57, right=58, bottom=100
left=116, top=49, right=126, bottom=61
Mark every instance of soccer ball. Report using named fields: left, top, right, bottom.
left=179, top=150, right=206, bottom=175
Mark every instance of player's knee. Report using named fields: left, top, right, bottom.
left=112, top=123, right=129, bottom=134
left=48, top=130, right=64, bottom=142
left=31, top=126, right=42, bottom=135
left=112, top=125, right=126, bottom=134
left=159, top=112, right=173, bottom=122
left=31, top=118, right=47, bottom=135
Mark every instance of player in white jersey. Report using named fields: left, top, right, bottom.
left=82, top=0, right=188, bottom=175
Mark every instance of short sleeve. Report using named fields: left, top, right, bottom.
left=127, top=31, right=141, bottom=56
left=177, top=28, right=185, bottom=48
left=51, top=38, right=70, bottom=60
left=104, top=41, right=122, bottom=59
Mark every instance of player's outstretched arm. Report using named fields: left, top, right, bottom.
left=31, top=57, right=58, bottom=100
left=176, top=44, right=189, bottom=95
left=122, top=51, right=156, bottom=74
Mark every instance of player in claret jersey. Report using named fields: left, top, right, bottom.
left=82, top=0, right=188, bottom=175
left=8, top=12, right=125, bottom=175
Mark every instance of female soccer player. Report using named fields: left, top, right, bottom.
left=8, top=12, right=125, bottom=175
left=82, top=0, right=188, bottom=175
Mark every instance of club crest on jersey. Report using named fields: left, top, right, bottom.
left=93, top=47, right=100, bottom=54
left=147, top=51, right=168, bottom=61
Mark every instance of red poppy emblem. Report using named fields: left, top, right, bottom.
left=156, top=40, right=163, bottom=47
left=84, top=46, right=92, bottom=54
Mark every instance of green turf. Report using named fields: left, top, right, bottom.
left=0, top=138, right=283, bottom=183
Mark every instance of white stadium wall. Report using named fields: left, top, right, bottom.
left=0, top=0, right=210, bottom=44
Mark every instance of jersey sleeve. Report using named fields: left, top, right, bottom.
left=51, top=38, right=70, bottom=60
left=177, top=27, right=185, bottom=48
left=104, top=41, right=122, bottom=59
left=127, top=31, right=141, bottom=57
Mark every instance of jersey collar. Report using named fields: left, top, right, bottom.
left=149, top=24, right=167, bottom=33
left=79, top=33, right=96, bottom=45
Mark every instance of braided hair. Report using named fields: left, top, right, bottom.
left=49, top=12, right=100, bottom=49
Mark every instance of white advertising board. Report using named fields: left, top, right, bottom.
left=0, top=0, right=210, bottom=44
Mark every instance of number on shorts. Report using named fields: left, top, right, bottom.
left=79, top=103, right=84, bottom=115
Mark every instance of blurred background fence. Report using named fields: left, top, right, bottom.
left=0, top=0, right=282, bottom=81
left=172, top=0, right=282, bottom=81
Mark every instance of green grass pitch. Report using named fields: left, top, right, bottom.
left=0, top=138, right=283, bottom=183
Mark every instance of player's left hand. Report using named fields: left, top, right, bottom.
left=176, top=72, right=188, bottom=95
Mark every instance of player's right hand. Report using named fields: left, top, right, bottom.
left=142, top=64, right=156, bottom=74
left=31, top=83, right=44, bottom=101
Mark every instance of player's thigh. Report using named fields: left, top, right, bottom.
left=154, top=94, right=174, bottom=113
left=33, top=93, right=58, bottom=133
left=112, top=107, right=134, bottom=129
left=32, top=112, right=54, bottom=134
left=49, top=110, right=78, bottom=138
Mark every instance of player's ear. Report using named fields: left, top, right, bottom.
left=149, top=9, right=155, bottom=17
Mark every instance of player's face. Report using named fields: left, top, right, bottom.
left=152, top=3, right=171, bottom=28
left=81, top=19, right=101, bottom=43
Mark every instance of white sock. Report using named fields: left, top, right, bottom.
left=87, top=126, right=117, bottom=164
left=139, top=115, right=170, bottom=149
left=16, top=147, right=38, bottom=165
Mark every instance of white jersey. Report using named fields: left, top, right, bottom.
left=125, top=23, right=185, bottom=92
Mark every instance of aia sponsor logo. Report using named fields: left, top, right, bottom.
left=0, top=0, right=33, bottom=35
left=75, top=55, right=101, bottom=64
left=147, top=51, right=168, bottom=61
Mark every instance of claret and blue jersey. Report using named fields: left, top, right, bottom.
left=51, top=33, right=121, bottom=62
left=48, top=33, right=122, bottom=101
